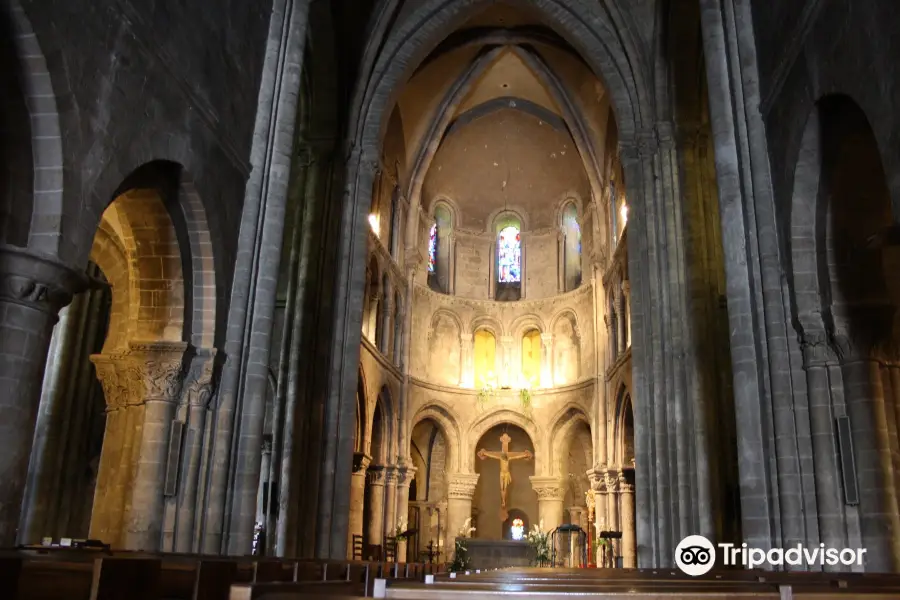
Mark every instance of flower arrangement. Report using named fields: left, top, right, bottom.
left=525, top=520, right=551, bottom=566
left=393, top=518, right=408, bottom=540
left=450, top=517, right=476, bottom=571
left=476, top=380, right=495, bottom=412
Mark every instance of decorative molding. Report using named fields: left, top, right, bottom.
left=184, top=348, right=218, bottom=407
left=447, top=473, right=480, bottom=499
left=367, top=465, right=387, bottom=486
left=0, top=245, right=89, bottom=316
left=396, top=465, right=417, bottom=487
left=798, top=330, right=833, bottom=369
left=603, top=472, right=618, bottom=493
left=126, top=340, right=188, bottom=401
left=529, top=476, right=566, bottom=501
left=353, top=453, right=372, bottom=474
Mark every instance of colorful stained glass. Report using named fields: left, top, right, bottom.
left=511, top=518, right=525, bottom=540
left=428, top=223, right=437, bottom=273
left=498, top=226, right=521, bottom=283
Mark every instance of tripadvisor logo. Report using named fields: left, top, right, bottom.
left=675, top=535, right=869, bottom=576
left=675, top=535, right=716, bottom=576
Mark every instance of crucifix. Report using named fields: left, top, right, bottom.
left=477, top=433, right=533, bottom=521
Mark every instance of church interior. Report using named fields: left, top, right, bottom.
left=2, top=0, right=900, bottom=597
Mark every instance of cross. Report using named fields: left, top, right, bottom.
left=477, top=433, right=533, bottom=522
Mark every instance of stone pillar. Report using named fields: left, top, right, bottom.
left=395, top=466, right=415, bottom=562
left=833, top=322, right=900, bottom=571
left=460, top=333, right=473, bottom=387
left=174, top=348, right=217, bottom=553
left=0, top=246, right=85, bottom=547
left=256, top=439, right=272, bottom=527
left=446, top=473, right=479, bottom=550
left=621, top=281, right=631, bottom=348
left=366, top=466, right=386, bottom=547
left=347, top=453, right=370, bottom=558
left=529, top=476, right=565, bottom=531
left=122, top=341, right=187, bottom=550
left=619, top=472, right=636, bottom=568
left=380, top=289, right=394, bottom=355
left=540, top=333, right=553, bottom=389
left=605, top=472, right=620, bottom=563
left=615, top=286, right=626, bottom=355
left=499, top=336, right=514, bottom=388
left=799, top=331, right=846, bottom=554
left=383, top=466, right=398, bottom=548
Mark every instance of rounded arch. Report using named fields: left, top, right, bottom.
left=471, top=315, right=504, bottom=338
left=546, top=404, right=592, bottom=477
left=467, top=409, right=542, bottom=473
left=429, top=196, right=459, bottom=225
left=613, top=384, right=635, bottom=467
left=368, top=385, right=395, bottom=465
left=411, top=401, right=463, bottom=473
left=510, top=313, right=546, bottom=339
left=550, top=307, right=581, bottom=332
left=4, top=1, right=65, bottom=254
left=89, top=220, right=137, bottom=353
left=489, top=208, right=527, bottom=234
left=430, top=308, right=464, bottom=336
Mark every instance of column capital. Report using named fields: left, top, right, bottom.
left=586, top=467, right=606, bottom=491
left=396, top=465, right=417, bottom=486
left=617, top=471, right=634, bottom=493
left=184, top=348, right=218, bottom=407
left=90, top=353, right=131, bottom=410
left=353, top=453, right=372, bottom=474
left=798, top=329, right=835, bottom=368
left=460, top=332, right=473, bottom=342
left=383, top=465, right=399, bottom=485
left=540, top=333, right=553, bottom=345
left=447, top=473, right=480, bottom=499
left=126, top=340, right=188, bottom=401
left=603, top=471, right=619, bottom=493
left=367, top=465, right=387, bottom=486
left=0, top=244, right=89, bottom=318
left=529, top=476, right=566, bottom=501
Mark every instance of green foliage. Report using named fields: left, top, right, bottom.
left=450, top=539, right=471, bottom=571
left=518, top=387, right=532, bottom=415
left=525, top=522, right=551, bottom=566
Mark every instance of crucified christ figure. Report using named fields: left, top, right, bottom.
left=477, top=433, right=533, bottom=521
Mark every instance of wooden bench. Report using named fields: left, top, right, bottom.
left=4, top=549, right=433, bottom=600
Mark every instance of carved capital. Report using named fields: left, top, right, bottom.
left=447, top=473, right=480, bottom=500
left=184, top=348, right=217, bottom=407
left=799, top=330, right=834, bottom=368
left=91, top=353, right=129, bottom=410
left=617, top=471, right=634, bottom=493
left=126, top=340, right=188, bottom=401
left=530, top=476, right=566, bottom=501
left=0, top=245, right=89, bottom=318
left=396, top=465, right=417, bottom=487
left=367, top=465, right=386, bottom=486
left=586, top=467, right=606, bottom=492
left=603, top=472, right=619, bottom=493
left=384, top=466, right=399, bottom=486
left=353, top=453, right=372, bottom=474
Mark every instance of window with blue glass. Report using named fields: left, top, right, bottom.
left=497, top=226, right=521, bottom=283
left=428, top=223, right=437, bottom=273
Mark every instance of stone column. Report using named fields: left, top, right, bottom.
left=605, top=472, right=620, bottom=563
left=395, top=466, right=415, bottom=562
left=621, top=281, right=631, bottom=348
left=446, top=473, right=479, bottom=550
left=366, top=466, right=386, bottom=547
left=383, top=466, right=398, bottom=548
left=799, top=331, right=846, bottom=554
left=380, top=288, right=394, bottom=355
left=833, top=322, right=900, bottom=571
left=615, top=286, right=626, bottom=355
left=619, top=472, right=636, bottom=568
left=540, top=333, right=553, bottom=389
left=122, top=341, right=187, bottom=551
left=256, top=439, right=273, bottom=527
left=499, top=336, right=514, bottom=388
left=529, top=476, right=566, bottom=531
left=0, top=246, right=85, bottom=547
left=460, top=333, right=473, bottom=387
left=347, top=453, right=370, bottom=558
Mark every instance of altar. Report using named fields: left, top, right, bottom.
left=458, top=537, right=534, bottom=569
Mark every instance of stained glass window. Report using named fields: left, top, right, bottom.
left=428, top=223, right=437, bottom=273
left=511, top=518, right=525, bottom=541
left=498, top=226, right=521, bottom=283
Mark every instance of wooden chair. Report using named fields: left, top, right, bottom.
left=351, top=535, right=363, bottom=561
left=384, top=537, right=397, bottom=563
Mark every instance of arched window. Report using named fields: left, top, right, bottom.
left=609, top=179, right=618, bottom=247
left=389, top=186, right=401, bottom=257
left=473, top=329, right=497, bottom=389
left=428, top=203, right=453, bottom=294
left=428, top=223, right=437, bottom=273
left=494, top=214, right=522, bottom=301
left=498, top=226, right=521, bottom=282
left=561, top=203, right=582, bottom=291
left=521, top=329, right=542, bottom=388
left=393, top=291, right=403, bottom=366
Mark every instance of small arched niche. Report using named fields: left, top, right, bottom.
left=428, top=202, right=454, bottom=294
left=473, top=424, right=537, bottom=540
